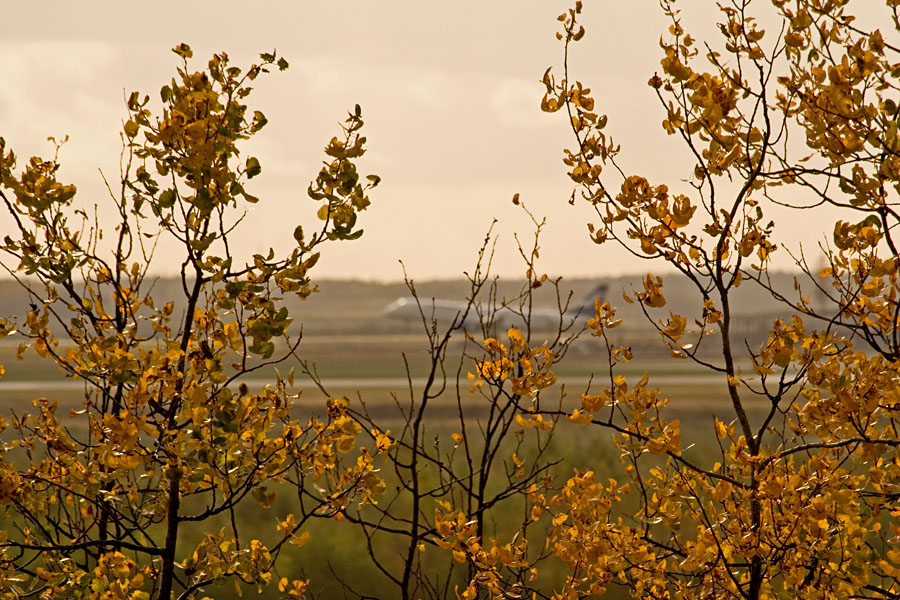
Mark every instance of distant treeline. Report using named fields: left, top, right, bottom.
left=0, top=271, right=822, bottom=339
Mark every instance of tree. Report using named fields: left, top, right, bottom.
left=0, top=44, right=384, bottom=599
left=519, top=1, right=900, bottom=598
left=306, top=214, right=585, bottom=599
left=313, top=1, right=900, bottom=598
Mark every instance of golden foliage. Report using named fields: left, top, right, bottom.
left=0, top=44, right=384, bottom=599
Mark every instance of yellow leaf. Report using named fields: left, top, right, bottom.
left=581, top=391, right=608, bottom=412
left=552, top=513, right=568, bottom=526
left=640, top=274, right=666, bottom=308
left=290, top=531, right=310, bottom=548
left=507, top=327, right=526, bottom=350
left=715, top=419, right=728, bottom=439
left=567, top=409, right=593, bottom=426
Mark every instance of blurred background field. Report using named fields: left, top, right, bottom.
left=0, top=272, right=808, bottom=337
left=0, top=274, right=797, bottom=598
left=0, top=273, right=791, bottom=453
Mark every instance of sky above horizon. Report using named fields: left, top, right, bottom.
left=0, top=2, right=869, bottom=282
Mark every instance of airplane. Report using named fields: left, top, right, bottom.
left=383, top=283, right=609, bottom=333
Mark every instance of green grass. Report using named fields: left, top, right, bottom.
left=0, top=334, right=759, bottom=598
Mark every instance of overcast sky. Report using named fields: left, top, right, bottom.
left=0, top=2, right=859, bottom=282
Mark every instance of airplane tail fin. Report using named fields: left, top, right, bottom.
left=574, top=283, right=609, bottom=317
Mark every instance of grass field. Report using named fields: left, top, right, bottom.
left=0, top=325, right=777, bottom=598
left=0, top=332, right=768, bottom=429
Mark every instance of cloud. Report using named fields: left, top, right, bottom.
left=490, top=78, right=547, bottom=129
left=402, top=70, right=456, bottom=108
left=294, top=55, right=458, bottom=109
left=293, top=56, right=344, bottom=94
left=0, top=41, right=118, bottom=98
left=0, top=42, right=122, bottom=159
